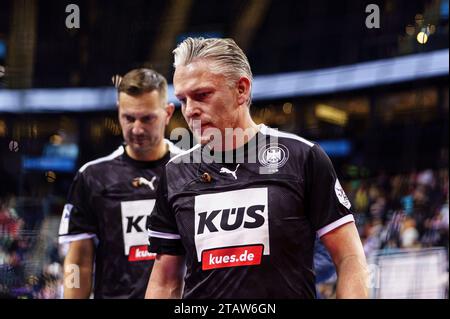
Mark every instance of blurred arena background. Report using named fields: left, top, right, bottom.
left=0, top=0, right=448, bottom=299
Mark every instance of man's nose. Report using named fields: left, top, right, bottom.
left=183, top=98, right=201, bottom=118
left=131, top=121, right=145, bottom=135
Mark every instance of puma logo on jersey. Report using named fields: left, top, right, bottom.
left=132, top=176, right=157, bottom=191
left=219, top=164, right=240, bottom=180
left=194, top=188, right=270, bottom=263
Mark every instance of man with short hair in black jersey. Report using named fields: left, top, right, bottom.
left=59, top=68, right=180, bottom=298
left=146, top=38, right=369, bottom=299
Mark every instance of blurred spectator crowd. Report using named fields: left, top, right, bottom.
left=0, top=197, right=63, bottom=299
left=349, top=168, right=449, bottom=255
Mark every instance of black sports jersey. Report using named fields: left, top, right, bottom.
left=58, top=141, right=181, bottom=299
left=148, top=125, right=355, bottom=299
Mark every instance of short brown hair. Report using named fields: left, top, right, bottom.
left=118, top=68, right=168, bottom=103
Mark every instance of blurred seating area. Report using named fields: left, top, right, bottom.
left=0, top=197, right=63, bottom=299
left=317, top=166, right=449, bottom=299
left=350, top=167, right=449, bottom=254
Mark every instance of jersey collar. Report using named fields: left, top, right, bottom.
left=121, top=144, right=171, bottom=169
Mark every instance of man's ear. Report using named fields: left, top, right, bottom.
left=236, top=77, right=251, bottom=107
left=165, top=103, right=175, bottom=125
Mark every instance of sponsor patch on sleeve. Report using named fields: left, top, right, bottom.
left=335, top=179, right=351, bottom=209
left=58, top=204, right=73, bottom=235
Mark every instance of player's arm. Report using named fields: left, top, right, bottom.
left=304, top=144, right=369, bottom=298
left=59, top=171, right=97, bottom=298
left=146, top=166, right=185, bottom=298
left=321, top=222, right=369, bottom=298
left=145, top=254, right=185, bottom=299
left=63, top=238, right=95, bottom=299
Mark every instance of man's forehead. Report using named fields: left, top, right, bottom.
left=118, top=100, right=160, bottom=116
left=119, top=108, right=157, bottom=117
left=174, top=61, right=223, bottom=94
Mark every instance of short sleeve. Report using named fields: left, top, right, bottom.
left=58, top=171, right=98, bottom=243
left=147, top=167, right=185, bottom=255
left=304, top=144, right=355, bottom=237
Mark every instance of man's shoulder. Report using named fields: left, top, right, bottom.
left=167, top=143, right=202, bottom=166
left=165, top=138, right=184, bottom=158
left=78, top=145, right=124, bottom=175
left=259, top=124, right=317, bottom=154
left=163, top=144, right=202, bottom=189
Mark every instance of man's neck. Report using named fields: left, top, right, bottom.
left=126, top=141, right=167, bottom=162
left=223, top=117, right=260, bottom=151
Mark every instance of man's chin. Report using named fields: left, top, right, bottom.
left=128, top=143, right=153, bottom=154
